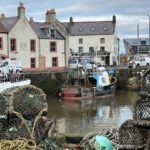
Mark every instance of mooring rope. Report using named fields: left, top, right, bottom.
left=31, top=108, right=48, bottom=136
left=0, top=108, right=49, bottom=150
left=12, top=110, right=33, bottom=139
left=0, top=138, right=43, bottom=150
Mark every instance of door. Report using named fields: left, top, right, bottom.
left=39, top=56, right=46, bottom=70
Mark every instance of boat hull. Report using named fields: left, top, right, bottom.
left=59, top=80, right=116, bottom=101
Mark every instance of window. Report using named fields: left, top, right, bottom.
left=31, top=58, right=36, bottom=68
left=100, top=38, right=105, bottom=43
left=89, top=47, right=94, bottom=53
left=30, top=39, right=36, bottom=52
left=79, top=38, right=83, bottom=44
left=52, top=57, right=58, bottom=67
left=51, top=29, right=55, bottom=38
left=0, top=37, right=3, bottom=50
left=100, top=46, right=105, bottom=52
left=91, top=27, right=95, bottom=31
left=10, top=38, right=16, bottom=51
left=103, top=26, right=108, bottom=31
left=78, top=47, right=83, bottom=53
left=141, top=40, right=146, bottom=45
left=78, top=28, right=83, bottom=32
left=50, top=42, right=57, bottom=52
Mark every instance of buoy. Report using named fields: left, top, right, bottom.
left=93, top=135, right=113, bottom=150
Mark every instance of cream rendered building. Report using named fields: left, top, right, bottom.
left=0, top=3, right=119, bottom=71
left=63, top=17, right=119, bottom=66
left=30, top=10, right=66, bottom=71
left=0, top=3, right=39, bottom=70
left=0, top=3, right=66, bottom=71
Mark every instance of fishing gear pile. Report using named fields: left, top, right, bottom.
left=0, top=85, right=60, bottom=150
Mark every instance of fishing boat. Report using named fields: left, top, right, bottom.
left=0, top=58, right=31, bottom=93
left=59, top=56, right=117, bottom=101
left=0, top=73, right=31, bottom=93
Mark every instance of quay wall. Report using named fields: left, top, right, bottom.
left=116, top=69, right=128, bottom=89
left=25, top=69, right=128, bottom=95
left=25, top=72, right=67, bottom=95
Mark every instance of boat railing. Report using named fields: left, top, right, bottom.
left=9, top=72, right=26, bottom=83
left=0, top=73, right=7, bottom=83
left=0, top=72, right=26, bottom=83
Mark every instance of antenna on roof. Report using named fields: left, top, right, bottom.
left=137, top=21, right=139, bottom=39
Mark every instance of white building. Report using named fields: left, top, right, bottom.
left=63, top=17, right=119, bottom=66
left=0, top=3, right=119, bottom=71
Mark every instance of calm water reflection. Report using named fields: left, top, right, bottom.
left=47, top=90, right=138, bottom=135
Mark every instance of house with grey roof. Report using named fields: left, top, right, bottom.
left=63, top=16, right=119, bottom=66
left=0, top=3, right=40, bottom=70
left=124, top=38, right=150, bottom=60
left=0, top=3, right=66, bottom=70
left=0, top=2, right=119, bottom=71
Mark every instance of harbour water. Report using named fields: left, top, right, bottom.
left=47, top=90, right=138, bottom=135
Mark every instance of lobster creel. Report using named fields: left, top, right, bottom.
left=0, top=85, right=47, bottom=119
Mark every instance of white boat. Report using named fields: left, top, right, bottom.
left=0, top=73, right=31, bottom=93
left=0, top=58, right=30, bottom=93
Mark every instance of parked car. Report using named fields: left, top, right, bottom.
left=128, top=57, right=150, bottom=68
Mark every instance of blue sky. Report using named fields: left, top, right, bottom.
left=0, top=0, right=150, bottom=53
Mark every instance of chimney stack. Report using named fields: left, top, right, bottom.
left=18, top=2, right=25, bottom=18
left=1, top=13, right=5, bottom=19
left=112, top=15, right=116, bottom=24
left=29, top=17, right=34, bottom=23
left=45, top=9, right=56, bottom=23
left=70, top=17, right=73, bottom=25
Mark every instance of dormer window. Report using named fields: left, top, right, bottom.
left=51, top=29, right=55, bottom=38
left=91, top=27, right=95, bottom=31
left=103, top=26, right=108, bottom=31
left=79, top=28, right=83, bottom=32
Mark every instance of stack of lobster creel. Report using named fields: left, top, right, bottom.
left=0, top=85, right=47, bottom=140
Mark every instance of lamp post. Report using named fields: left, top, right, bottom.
left=147, top=14, right=150, bottom=56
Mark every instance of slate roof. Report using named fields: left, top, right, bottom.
left=30, top=22, right=64, bottom=39
left=62, top=21, right=115, bottom=36
left=124, top=38, right=150, bottom=46
left=0, top=17, right=18, bottom=32
left=0, top=22, right=6, bottom=33
left=0, top=15, right=115, bottom=37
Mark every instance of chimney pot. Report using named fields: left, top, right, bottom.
left=1, top=13, right=5, bottom=19
left=19, top=2, right=24, bottom=7
left=70, top=17, right=73, bottom=25
left=18, top=2, right=25, bottom=18
left=45, top=9, right=56, bottom=23
left=29, top=17, right=34, bottom=22
left=113, top=15, right=116, bottom=24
